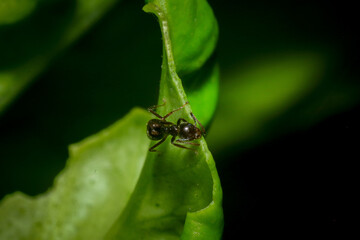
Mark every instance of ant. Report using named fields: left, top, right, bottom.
left=146, top=101, right=205, bottom=152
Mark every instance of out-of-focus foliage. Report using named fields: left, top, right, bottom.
left=208, top=52, right=325, bottom=153
left=205, top=0, right=360, bottom=157
left=0, top=0, right=38, bottom=25
left=208, top=50, right=359, bottom=156
left=0, top=0, right=119, bottom=114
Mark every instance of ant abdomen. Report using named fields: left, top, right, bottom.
left=178, top=123, right=202, bottom=140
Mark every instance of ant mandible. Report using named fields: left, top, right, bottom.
left=146, top=101, right=205, bottom=152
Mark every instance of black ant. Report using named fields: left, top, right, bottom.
left=146, top=101, right=205, bottom=152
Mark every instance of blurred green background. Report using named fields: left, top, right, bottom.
left=1, top=0, right=359, bottom=235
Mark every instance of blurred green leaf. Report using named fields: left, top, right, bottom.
left=0, top=0, right=38, bottom=25
left=208, top=49, right=360, bottom=156
left=0, top=0, right=119, bottom=115
left=208, top=52, right=325, bottom=154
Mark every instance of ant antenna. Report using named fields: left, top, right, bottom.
left=163, top=101, right=189, bottom=119
left=148, top=100, right=189, bottom=120
left=190, top=112, right=206, bottom=136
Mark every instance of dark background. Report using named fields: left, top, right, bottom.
left=0, top=0, right=359, bottom=236
left=210, top=0, right=360, bottom=234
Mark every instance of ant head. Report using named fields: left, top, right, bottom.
left=147, top=119, right=164, bottom=140
left=194, top=127, right=202, bottom=139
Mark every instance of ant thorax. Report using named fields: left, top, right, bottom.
left=147, top=101, right=205, bottom=152
left=168, top=125, right=178, bottom=136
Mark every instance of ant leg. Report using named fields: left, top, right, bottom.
left=163, top=102, right=189, bottom=120
left=148, top=100, right=166, bottom=119
left=148, top=109, right=163, bottom=119
left=149, top=135, right=168, bottom=152
left=176, top=139, right=200, bottom=146
left=171, top=136, right=196, bottom=151
left=190, top=112, right=206, bottom=135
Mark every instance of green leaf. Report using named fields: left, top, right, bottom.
left=143, top=0, right=219, bottom=127
left=0, top=0, right=120, bottom=115
left=105, top=1, right=223, bottom=239
left=207, top=52, right=326, bottom=154
left=0, top=108, right=151, bottom=239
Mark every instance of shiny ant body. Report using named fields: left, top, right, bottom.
left=146, top=101, right=205, bottom=152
